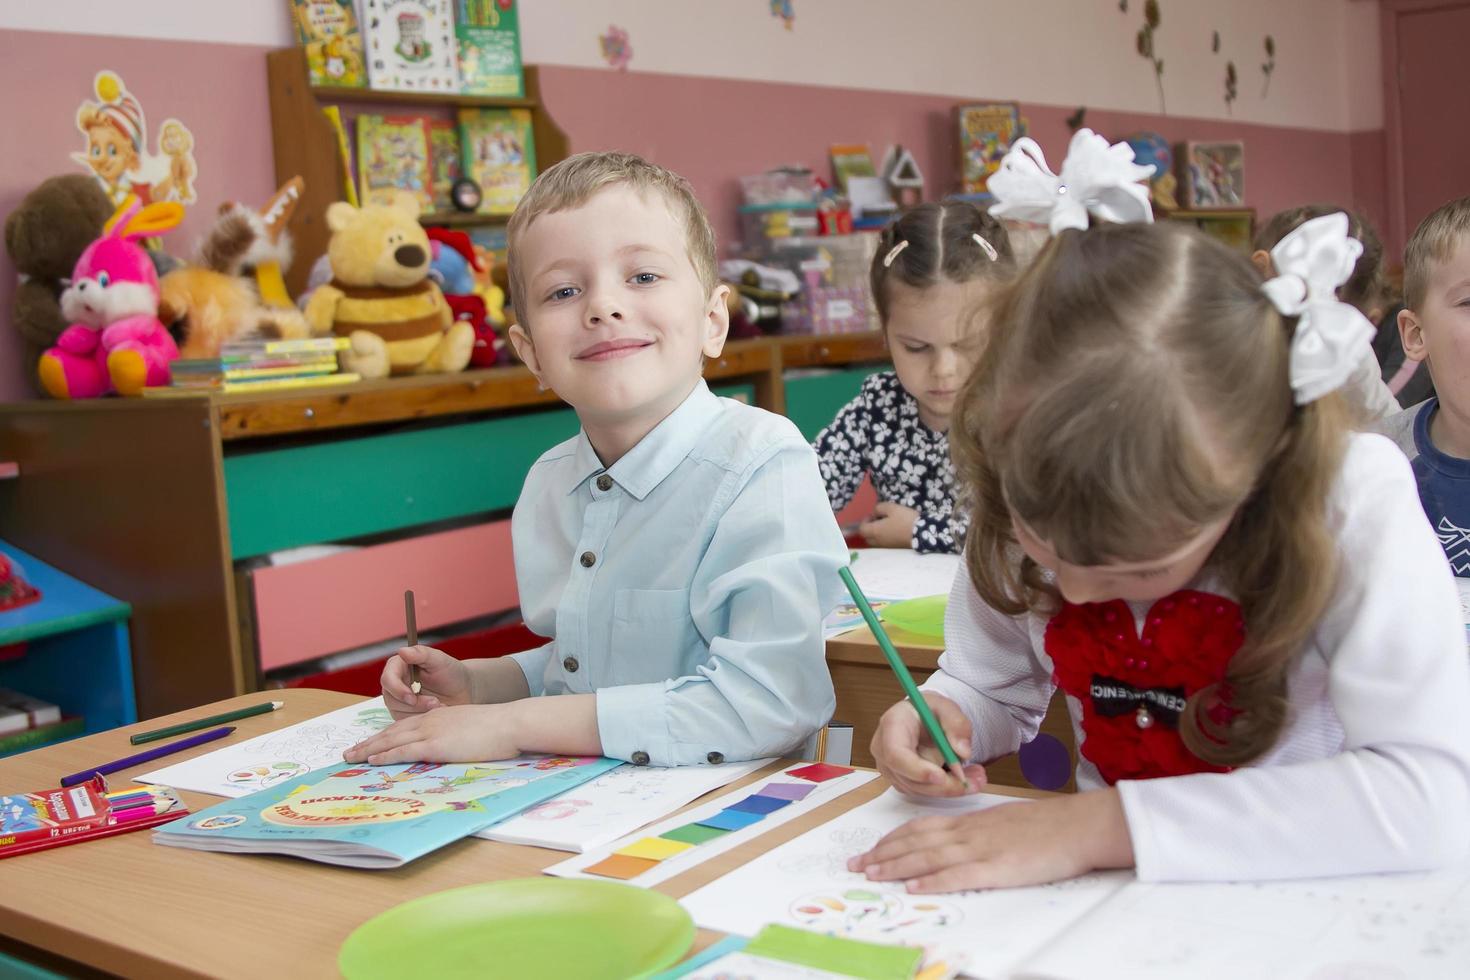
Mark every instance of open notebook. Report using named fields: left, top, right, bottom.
left=680, top=789, right=1470, bottom=979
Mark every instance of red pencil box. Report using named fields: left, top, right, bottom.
left=0, top=776, right=188, bottom=858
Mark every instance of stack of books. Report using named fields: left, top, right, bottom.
left=150, top=337, right=359, bottom=396
left=0, top=687, right=81, bottom=756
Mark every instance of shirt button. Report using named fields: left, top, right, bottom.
left=631, top=751, right=650, bottom=766
left=706, top=751, right=724, bottom=764
left=562, top=656, right=579, bottom=673
left=596, top=474, right=613, bottom=492
left=580, top=551, right=596, bottom=567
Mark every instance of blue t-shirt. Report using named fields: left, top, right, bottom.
left=1407, top=399, right=1470, bottom=577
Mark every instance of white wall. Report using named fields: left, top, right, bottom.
left=1, top=0, right=1382, bottom=131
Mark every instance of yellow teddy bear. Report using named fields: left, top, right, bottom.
left=304, top=192, right=473, bottom=379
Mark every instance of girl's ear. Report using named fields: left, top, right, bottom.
left=702, top=283, right=731, bottom=358
left=1249, top=249, right=1273, bottom=278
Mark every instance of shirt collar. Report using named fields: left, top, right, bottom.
left=566, top=381, right=722, bottom=501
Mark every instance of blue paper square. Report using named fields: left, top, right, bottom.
left=727, top=794, right=792, bottom=815
left=696, top=808, right=766, bottom=831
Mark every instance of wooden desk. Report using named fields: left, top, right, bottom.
left=0, top=689, right=1039, bottom=979
left=826, top=625, right=1078, bottom=792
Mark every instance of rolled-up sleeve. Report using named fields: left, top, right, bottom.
left=596, top=442, right=848, bottom=765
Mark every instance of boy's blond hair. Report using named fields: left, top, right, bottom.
left=1404, top=196, right=1470, bottom=311
left=505, top=152, right=718, bottom=324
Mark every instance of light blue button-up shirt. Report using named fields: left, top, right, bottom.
left=509, top=380, right=848, bottom=766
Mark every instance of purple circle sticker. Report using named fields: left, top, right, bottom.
left=1017, top=734, right=1071, bottom=791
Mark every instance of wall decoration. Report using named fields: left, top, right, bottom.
left=1065, top=107, right=1088, bottom=132
left=956, top=102, right=1023, bottom=195
left=599, top=24, right=632, bottom=70
left=770, top=0, right=795, bottom=31
left=1224, top=60, right=1238, bottom=115
left=1180, top=140, right=1244, bottom=209
left=1261, top=35, right=1276, bottom=96
left=1134, top=0, right=1166, bottom=113
left=1211, top=30, right=1220, bottom=54
left=1124, top=132, right=1178, bottom=211
left=71, top=71, right=199, bottom=207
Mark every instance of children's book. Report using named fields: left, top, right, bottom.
left=153, top=755, right=622, bottom=869
left=682, top=788, right=1470, bottom=979
left=454, top=0, right=524, bottom=98
left=828, top=144, right=877, bottom=195
left=457, top=108, right=536, bottom=214
left=361, top=0, right=460, bottom=92
left=426, top=118, right=463, bottom=213
left=1, top=778, right=187, bottom=859
left=290, top=0, right=367, bottom=87
left=355, top=114, right=434, bottom=213
left=477, top=757, right=771, bottom=853
left=956, top=102, right=1023, bottom=195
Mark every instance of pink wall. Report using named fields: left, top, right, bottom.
left=0, top=30, right=1388, bottom=402
left=0, top=30, right=277, bottom=402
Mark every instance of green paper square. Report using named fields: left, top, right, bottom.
left=659, top=823, right=729, bottom=845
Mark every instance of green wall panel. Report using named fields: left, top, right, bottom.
left=784, top=367, right=886, bottom=441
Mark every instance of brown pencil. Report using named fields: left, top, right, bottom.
left=405, top=589, right=421, bottom=695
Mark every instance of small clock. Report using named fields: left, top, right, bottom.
left=450, top=178, right=483, bottom=213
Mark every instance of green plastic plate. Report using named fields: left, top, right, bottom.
left=339, top=878, right=695, bottom=980
left=880, top=594, right=947, bottom=638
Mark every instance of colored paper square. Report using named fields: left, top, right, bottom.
left=660, top=823, right=730, bottom=845
left=697, top=808, right=766, bottom=832
left=756, top=782, right=816, bottom=801
left=728, top=794, right=792, bottom=815
left=583, top=853, right=660, bottom=880
left=615, top=836, right=695, bottom=861
left=787, top=762, right=854, bottom=783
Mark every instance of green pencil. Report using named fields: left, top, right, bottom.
left=838, top=566, right=971, bottom=791
left=128, top=701, right=283, bottom=745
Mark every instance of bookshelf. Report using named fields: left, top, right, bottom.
left=265, top=46, right=569, bottom=296
left=0, top=541, right=135, bottom=756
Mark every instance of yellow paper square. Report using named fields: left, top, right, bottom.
left=615, top=836, right=695, bottom=861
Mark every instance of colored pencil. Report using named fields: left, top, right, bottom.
left=59, top=726, right=236, bottom=788
left=838, top=567, right=972, bottom=792
left=114, top=800, right=175, bottom=822
left=405, top=589, right=421, bottom=695
left=128, top=701, right=283, bottom=745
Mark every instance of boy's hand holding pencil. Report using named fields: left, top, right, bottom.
left=380, top=645, right=473, bottom=720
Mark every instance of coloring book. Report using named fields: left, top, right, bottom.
left=153, top=754, right=621, bottom=869
left=138, top=697, right=396, bottom=797
left=681, top=789, right=1470, bottom=979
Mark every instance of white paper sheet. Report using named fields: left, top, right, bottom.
left=545, top=764, right=878, bottom=888
left=137, top=697, right=393, bottom=797
left=477, top=758, right=772, bottom=852
left=849, top=550, right=960, bottom=603
left=679, top=789, right=1130, bottom=979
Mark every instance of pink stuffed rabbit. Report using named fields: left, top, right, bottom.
left=38, top=196, right=184, bottom=398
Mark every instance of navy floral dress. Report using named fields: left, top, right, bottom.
left=812, top=371, right=967, bottom=554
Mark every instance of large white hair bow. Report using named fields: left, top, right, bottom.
left=987, top=128, right=1156, bottom=234
left=1260, top=212, right=1374, bottom=405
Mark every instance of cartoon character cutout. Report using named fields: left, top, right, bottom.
left=72, top=71, right=199, bottom=207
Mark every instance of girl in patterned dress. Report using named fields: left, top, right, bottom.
left=813, top=202, right=1016, bottom=553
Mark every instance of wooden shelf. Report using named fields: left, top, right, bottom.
left=419, top=211, right=510, bottom=228
left=266, top=46, right=569, bottom=297
left=306, top=84, right=537, bottom=109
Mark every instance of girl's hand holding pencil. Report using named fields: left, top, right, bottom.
left=380, top=645, right=473, bottom=720
left=870, top=694, right=988, bottom=799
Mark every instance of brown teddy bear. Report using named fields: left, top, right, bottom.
left=303, top=192, right=472, bottom=378
left=4, top=175, right=114, bottom=394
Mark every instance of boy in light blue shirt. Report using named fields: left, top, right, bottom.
left=347, top=153, right=848, bottom=767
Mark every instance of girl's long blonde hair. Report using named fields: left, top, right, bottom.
left=953, top=222, right=1347, bottom=765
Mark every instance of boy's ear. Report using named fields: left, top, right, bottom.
left=702, top=283, right=731, bottom=358
left=508, top=322, right=543, bottom=381
left=1399, top=307, right=1428, bottom=363
left=1249, top=249, right=1273, bottom=278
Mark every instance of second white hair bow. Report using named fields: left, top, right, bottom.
left=1260, top=212, right=1375, bottom=406
left=987, top=128, right=1156, bottom=234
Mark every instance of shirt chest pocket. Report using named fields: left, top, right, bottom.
left=611, top=588, right=700, bottom=684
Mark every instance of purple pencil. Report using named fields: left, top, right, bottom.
left=59, top=726, right=236, bottom=788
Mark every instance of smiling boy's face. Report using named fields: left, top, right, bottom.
left=509, top=185, right=728, bottom=442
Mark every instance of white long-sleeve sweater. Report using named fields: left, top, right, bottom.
left=923, top=433, right=1470, bottom=882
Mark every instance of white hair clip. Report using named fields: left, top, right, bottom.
left=882, top=240, right=910, bottom=268
left=972, top=233, right=998, bottom=262
left=988, top=128, right=1156, bottom=234
left=1260, top=212, right=1374, bottom=405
